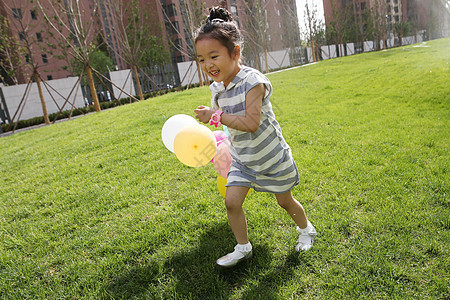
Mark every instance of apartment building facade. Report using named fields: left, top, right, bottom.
left=158, top=0, right=300, bottom=64
left=1, top=0, right=300, bottom=85
left=323, top=0, right=449, bottom=40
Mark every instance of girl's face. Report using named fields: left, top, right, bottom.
left=196, top=38, right=241, bottom=88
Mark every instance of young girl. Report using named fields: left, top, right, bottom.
left=194, top=7, right=317, bottom=268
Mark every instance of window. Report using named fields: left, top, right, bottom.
left=47, top=75, right=53, bottom=81
left=12, top=8, right=22, bottom=19
left=167, top=4, right=177, bottom=17
left=174, top=38, right=183, bottom=49
left=42, top=54, right=48, bottom=64
left=19, top=32, right=26, bottom=41
left=30, top=9, right=37, bottom=20
left=172, top=21, right=179, bottom=34
left=36, top=32, right=43, bottom=42
left=176, top=55, right=185, bottom=63
left=25, top=54, right=30, bottom=63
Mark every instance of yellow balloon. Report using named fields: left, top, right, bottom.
left=216, top=175, right=251, bottom=198
left=174, top=124, right=217, bottom=167
left=217, top=175, right=228, bottom=198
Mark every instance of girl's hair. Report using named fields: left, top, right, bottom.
left=195, top=7, right=243, bottom=56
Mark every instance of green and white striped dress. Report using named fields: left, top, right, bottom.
left=210, top=66, right=299, bottom=194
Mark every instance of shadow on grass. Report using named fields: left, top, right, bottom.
left=105, top=222, right=306, bottom=299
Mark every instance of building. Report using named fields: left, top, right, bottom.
left=0, top=0, right=101, bottom=85
left=0, top=0, right=300, bottom=85
left=322, top=0, right=449, bottom=42
left=157, top=0, right=300, bottom=64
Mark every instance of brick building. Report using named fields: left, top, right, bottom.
left=0, top=0, right=104, bottom=85
left=0, top=0, right=300, bottom=85
left=157, top=0, right=300, bottom=64
left=322, top=0, right=449, bottom=40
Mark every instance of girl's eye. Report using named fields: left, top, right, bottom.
left=198, top=59, right=204, bottom=63
left=212, top=56, right=218, bottom=59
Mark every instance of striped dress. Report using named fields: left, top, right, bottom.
left=210, top=66, right=299, bottom=194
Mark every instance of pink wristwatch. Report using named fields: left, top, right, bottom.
left=209, top=110, right=224, bottom=127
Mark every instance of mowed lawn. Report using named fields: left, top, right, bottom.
left=0, top=38, right=448, bottom=299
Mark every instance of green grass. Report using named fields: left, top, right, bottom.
left=1, top=38, right=449, bottom=299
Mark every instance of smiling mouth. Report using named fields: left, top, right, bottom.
left=210, top=70, right=219, bottom=76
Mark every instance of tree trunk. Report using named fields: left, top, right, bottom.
left=86, top=66, right=101, bottom=112
left=264, top=49, right=269, bottom=73
left=311, top=40, right=316, bottom=62
left=35, top=72, right=50, bottom=125
left=196, top=60, right=203, bottom=87
left=202, top=69, right=208, bottom=85
left=133, top=65, right=144, bottom=100
left=289, top=43, right=295, bottom=66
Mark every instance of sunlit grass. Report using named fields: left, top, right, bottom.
left=0, top=38, right=448, bottom=299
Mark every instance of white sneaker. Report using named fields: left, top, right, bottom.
left=295, top=221, right=317, bottom=251
left=216, top=242, right=253, bottom=267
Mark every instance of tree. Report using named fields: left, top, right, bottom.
left=160, top=0, right=206, bottom=86
left=279, top=0, right=303, bottom=66
left=324, top=0, right=350, bottom=57
left=0, top=0, right=50, bottom=124
left=36, top=0, right=102, bottom=112
left=303, top=1, right=325, bottom=61
left=105, top=0, right=168, bottom=100
left=69, top=48, right=114, bottom=82
left=393, top=21, right=410, bottom=46
left=368, top=0, right=389, bottom=50
left=0, top=14, right=21, bottom=85
left=242, top=0, right=270, bottom=72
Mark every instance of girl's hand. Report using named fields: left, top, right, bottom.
left=194, top=106, right=214, bottom=124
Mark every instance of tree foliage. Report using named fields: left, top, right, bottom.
left=69, top=47, right=114, bottom=78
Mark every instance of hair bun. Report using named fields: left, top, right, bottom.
left=207, top=7, right=233, bottom=23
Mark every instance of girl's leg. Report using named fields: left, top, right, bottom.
left=276, top=190, right=317, bottom=251
left=275, top=190, right=308, bottom=229
left=216, top=185, right=252, bottom=267
left=224, top=186, right=251, bottom=244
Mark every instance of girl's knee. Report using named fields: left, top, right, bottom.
left=277, top=197, right=290, bottom=209
left=224, top=186, right=248, bottom=212
left=225, top=197, right=243, bottom=212
left=276, top=192, right=295, bottom=209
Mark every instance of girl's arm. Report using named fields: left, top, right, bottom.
left=194, top=83, right=264, bottom=133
